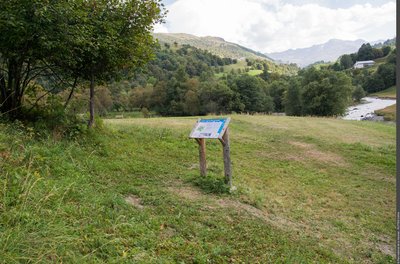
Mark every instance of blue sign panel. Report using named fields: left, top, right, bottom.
left=190, top=118, right=229, bottom=139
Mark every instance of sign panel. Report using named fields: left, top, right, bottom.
left=189, top=118, right=229, bottom=139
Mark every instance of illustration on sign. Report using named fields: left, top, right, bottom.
left=189, top=119, right=228, bottom=139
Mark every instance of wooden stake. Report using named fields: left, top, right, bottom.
left=221, top=127, right=232, bottom=187
left=198, top=138, right=207, bottom=176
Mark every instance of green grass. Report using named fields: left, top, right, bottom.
left=222, top=60, right=247, bottom=72
left=371, top=86, right=396, bottom=99
left=0, top=115, right=395, bottom=263
left=375, top=104, right=396, bottom=121
left=247, top=70, right=263, bottom=76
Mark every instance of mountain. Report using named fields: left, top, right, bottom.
left=153, top=33, right=273, bottom=61
left=266, top=39, right=367, bottom=67
left=372, top=37, right=396, bottom=48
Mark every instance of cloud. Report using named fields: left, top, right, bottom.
left=155, top=0, right=396, bottom=53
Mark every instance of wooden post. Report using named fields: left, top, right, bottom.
left=198, top=138, right=207, bottom=176
left=221, top=127, right=232, bottom=187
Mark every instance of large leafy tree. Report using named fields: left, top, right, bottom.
left=233, top=75, right=273, bottom=113
left=357, top=43, right=374, bottom=61
left=0, top=0, right=165, bottom=125
left=301, top=68, right=353, bottom=116
left=56, top=0, right=165, bottom=127
left=339, top=54, right=354, bottom=69
left=0, top=0, right=70, bottom=117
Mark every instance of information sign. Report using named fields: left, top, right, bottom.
left=189, top=118, right=233, bottom=188
left=189, top=119, right=229, bottom=139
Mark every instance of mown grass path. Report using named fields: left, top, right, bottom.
left=0, top=115, right=395, bottom=263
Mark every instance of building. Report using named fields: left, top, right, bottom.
left=353, top=60, right=375, bottom=69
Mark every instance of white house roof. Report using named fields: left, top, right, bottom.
left=354, top=60, right=375, bottom=64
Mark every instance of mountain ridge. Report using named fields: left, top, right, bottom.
left=153, top=33, right=274, bottom=61
left=266, top=39, right=367, bottom=67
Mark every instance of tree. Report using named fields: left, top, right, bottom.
left=259, top=63, right=270, bottom=81
left=301, top=68, right=353, bottom=116
left=386, top=48, right=396, bottom=64
left=330, top=62, right=343, bottom=71
left=382, top=46, right=392, bottom=56
left=376, top=63, right=396, bottom=88
left=56, top=0, right=165, bottom=127
left=352, top=85, right=365, bottom=102
left=232, top=75, right=273, bottom=113
left=268, top=80, right=289, bottom=112
left=372, top=48, right=383, bottom=59
left=340, top=54, right=354, bottom=69
left=357, top=43, right=374, bottom=61
left=363, top=75, right=385, bottom=93
left=0, top=0, right=71, bottom=117
left=284, top=78, right=302, bottom=116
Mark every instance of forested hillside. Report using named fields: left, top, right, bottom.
left=329, top=41, right=396, bottom=94
left=63, top=44, right=298, bottom=117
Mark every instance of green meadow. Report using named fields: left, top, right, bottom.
left=0, top=115, right=395, bottom=263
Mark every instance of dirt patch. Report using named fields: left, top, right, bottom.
left=167, top=185, right=205, bottom=201
left=288, top=141, right=347, bottom=166
left=377, top=243, right=395, bottom=258
left=0, top=150, right=10, bottom=160
left=188, top=163, right=199, bottom=170
left=160, top=224, right=176, bottom=239
left=289, top=141, right=313, bottom=148
left=375, top=235, right=395, bottom=257
left=125, top=195, right=144, bottom=209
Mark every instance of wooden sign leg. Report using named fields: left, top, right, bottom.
left=197, top=138, right=207, bottom=176
left=222, top=128, right=232, bottom=187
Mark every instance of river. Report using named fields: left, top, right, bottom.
left=342, top=97, right=396, bottom=121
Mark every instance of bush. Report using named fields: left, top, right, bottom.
left=363, top=75, right=385, bottom=93
left=377, top=63, right=396, bottom=88
left=352, top=85, right=366, bottom=102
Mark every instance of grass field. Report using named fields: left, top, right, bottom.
left=247, top=69, right=263, bottom=76
left=371, top=86, right=396, bottom=99
left=375, top=104, right=396, bottom=121
left=0, top=115, right=395, bottom=263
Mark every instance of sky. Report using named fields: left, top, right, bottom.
left=154, top=0, right=396, bottom=53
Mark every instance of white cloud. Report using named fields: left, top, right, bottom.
left=154, top=23, right=169, bottom=33
left=155, top=0, right=396, bottom=53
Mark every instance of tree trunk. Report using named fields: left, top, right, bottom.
left=88, top=74, right=95, bottom=128
left=0, top=73, right=7, bottom=113
left=64, top=77, right=78, bottom=109
left=1, top=58, right=23, bottom=118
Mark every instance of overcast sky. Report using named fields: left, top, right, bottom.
left=154, top=0, right=396, bottom=53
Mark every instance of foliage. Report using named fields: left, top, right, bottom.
left=54, top=0, right=165, bottom=127
left=376, top=63, right=396, bottom=88
left=0, top=0, right=70, bottom=117
left=0, top=0, right=165, bottom=127
left=301, top=68, right=353, bottom=116
left=363, top=75, right=385, bottom=93
left=284, top=78, right=303, bottom=116
left=352, top=85, right=365, bottom=102
left=232, top=75, right=274, bottom=113
left=268, top=80, right=289, bottom=112
left=356, top=43, right=374, bottom=61
left=339, top=54, right=354, bottom=69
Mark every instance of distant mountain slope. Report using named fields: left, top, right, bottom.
left=266, top=39, right=367, bottom=67
left=154, top=33, right=273, bottom=61
left=372, top=37, right=396, bottom=48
